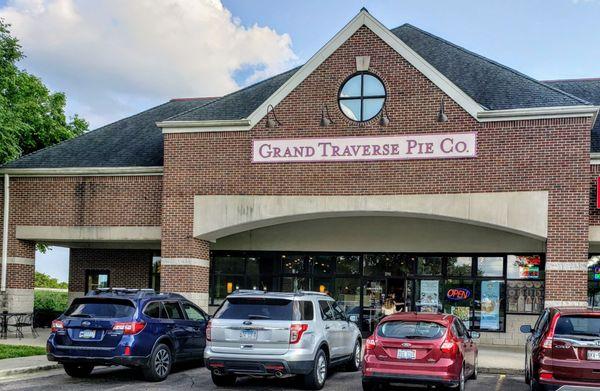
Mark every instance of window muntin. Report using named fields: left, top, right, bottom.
left=338, top=72, right=386, bottom=122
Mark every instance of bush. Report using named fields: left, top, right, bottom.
left=34, top=290, right=68, bottom=328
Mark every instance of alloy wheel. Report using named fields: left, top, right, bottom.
left=154, top=348, right=170, bottom=378
left=317, top=354, right=327, bottom=385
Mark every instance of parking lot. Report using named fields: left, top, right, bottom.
left=0, top=365, right=527, bottom=391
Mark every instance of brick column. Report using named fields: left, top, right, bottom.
left=160, top=239, right=210, bottom=310
left=0, top=177, right=35, bottom=312
left=544, top=187, right=589, bottom=307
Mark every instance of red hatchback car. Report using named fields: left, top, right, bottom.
left=362, top=312, right=479, bottom=391
left=521, top=307, right=600, bottom=390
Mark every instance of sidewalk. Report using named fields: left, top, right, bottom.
left=478, top=344, right=525, bottom=375
left=0, top=355, right=59, bottom=378
left=0, top=329, right=50, bottom=348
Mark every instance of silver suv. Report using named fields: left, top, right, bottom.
left=204, top=290, right=362, bottom=389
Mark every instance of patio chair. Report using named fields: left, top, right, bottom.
left=15, top=313, right=38, bottom=338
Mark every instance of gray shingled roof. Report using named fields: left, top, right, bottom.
left=545, top=79, right=600, bottom=152
left=2, top=22, right=595, bottom=169
left=2, top=97, right=217, bottom=168
left=391, top=24, right=588, bottom=110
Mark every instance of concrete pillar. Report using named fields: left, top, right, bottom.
left=160, top=239, right=210, bottom=310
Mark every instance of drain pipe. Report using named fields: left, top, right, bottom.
left=1, top=174, right=8, bottom=292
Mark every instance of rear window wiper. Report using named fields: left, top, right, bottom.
left=247, top=314, right=270, bottom=320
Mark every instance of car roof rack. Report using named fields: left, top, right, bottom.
left=86, top=288, right=158, bottom=299
left=230, top=289, right=331, bottom=298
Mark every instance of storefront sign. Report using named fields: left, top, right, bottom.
left=252, top=132, right=477, bottom=163
left=480, top=281, right=501, bottom=330
left=446, top=288, right=471, bottom=301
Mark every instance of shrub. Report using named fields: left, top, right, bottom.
left=34, top=290, right=68, bottom=312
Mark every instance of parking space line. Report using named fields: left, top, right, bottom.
left=495, top=374, right=506, bottom=391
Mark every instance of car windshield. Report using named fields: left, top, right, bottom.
left=214, top=297, right=294, bottom=320
left=378, top=321, right=446, bottom=340
left=554, top=315, right=600, bottom=338
left=65, top=298, right=135, bottom=319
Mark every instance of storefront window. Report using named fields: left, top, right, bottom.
left=246, top=254, right=280, bottom=276
left=443, top=279, right=473, bottom=328
left=213, top=275, right=245, bottom=304
left=507, top=281, right=544, bottom=314
left=415, top=279, right=442, bottom=312
left=477, top=257, right=503, bottom=277
left=336, top=255, right=361, bottom=275
left=313, top=255, right=335, bottom=275
left=364, top=254, right=410, bottom=276
left=507, top=255, right=542, bottom=279
left=282, top=254, right=306, bottom=274
left=214, top=254, right=245, bottom=274
left=474, top=280, right=505, bottom=331
left=86, top=270, right=109, bottom=292
left=312, top=276, right=333, bottom=295
left=588, top=256, right=600, bottom=309
left=417, top=257, right=442, bottom=276
left=333, top=278, right=361, bottom=313
left=447, top=257, right=472, bottom=277
left=281, top=276, right=307, bottom=292
left=150, top=256, right=161, bottom=291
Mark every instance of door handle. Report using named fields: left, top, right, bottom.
left=325, top=326, right=331, bottom=330
left=342, top=326, right=347, bottom=330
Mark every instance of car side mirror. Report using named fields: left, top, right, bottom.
left=349, top=314, right=359, bottom=323
left=470, top=331, right=480, bottom=339
left=520, top=324, right=533, bottom=334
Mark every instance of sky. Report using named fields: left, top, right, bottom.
left=0, top=0, right=598, bottom=282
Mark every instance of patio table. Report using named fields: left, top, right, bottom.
left=0, top=312, right=29, bottom=339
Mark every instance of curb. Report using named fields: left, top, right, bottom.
left=479, top=367, right=524, bottom=376
left=0, top=363, right=61, bottom=379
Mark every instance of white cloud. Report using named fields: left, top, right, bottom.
left=0, top=0, right=298, bottom=128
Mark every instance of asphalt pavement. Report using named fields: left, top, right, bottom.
left=0, top=363, right=528, bottom=391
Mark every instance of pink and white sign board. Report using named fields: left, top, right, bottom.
left=252, top=132, right=477, bottom=163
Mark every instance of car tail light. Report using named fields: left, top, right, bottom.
left=365, top=337, right=376, bottom=351
left=539, top=372, right=554, bottom=380
left=206, top=320, right=212, bottom=341
left=440, top=341, right=458, bottom=355
left=124, top=346, right=131, bottom=356
left=51, top=320, right=64, bottom=333
left=112, top=321, right=146, bottom=335
left=290, top=324, right=308, bottom=344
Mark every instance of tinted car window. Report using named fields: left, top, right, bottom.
left=534, top=310, right=549, bottom=333
left=65, top=298, right=135, bottom=318
left=319, top=300, right=335, bottom=321
left=163, top=302, right=184, bottom=319
left=378, top=321, right=446, bottom=340
left=182, top=303, right=206, bottom=321
left=296, top=301, right=314, bottom=321
left=214, top=297, right=294, bottom=320
left=331, top=302, right=346, bottom=321
left=554, top=315, right=600, bottom=338
left=144, top=301, right=163, bottom=319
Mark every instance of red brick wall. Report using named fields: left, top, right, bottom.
left=69, top=248, right=155, bottom=292
left=163, top=26, right=592, bottom=303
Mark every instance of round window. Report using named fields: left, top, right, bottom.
left=338, top=72, right=386, bottom=122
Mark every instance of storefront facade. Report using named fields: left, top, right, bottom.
left=1, top=10, right=599, bottom=346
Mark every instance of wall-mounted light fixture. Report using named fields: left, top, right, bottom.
left=266, top=104, right=281, bottom=128
left=437, top=97, right=449, bottom=123
left=379, top=104, right=390, bottom=126
left=320, top=104, right=334, bottom=127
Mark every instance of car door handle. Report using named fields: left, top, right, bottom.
left=342, top=326, right=347, bottom=330
left=325, top=326, right=331, bottom=330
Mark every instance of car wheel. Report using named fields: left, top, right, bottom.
left=142, top=343, right=172, bottom=382
left=211, top=371, right=237, bottom=387
left=361, top=379, right=379, bottom=391
left=345, top=340, right=361, bottom=372
left=525, top=357, right=531, bottom=385
left=303, top=349, right=327, bottom=390
left=63, top=363, right=94, bottom=378
left=471, top=355, right=478, bottom=380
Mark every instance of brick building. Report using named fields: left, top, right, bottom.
left=1, top=10, right=599, bottom=346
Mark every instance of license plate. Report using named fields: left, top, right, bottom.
left=587, top=350, right=600, bottom=361
left=79, top=329, right=96, bottom=339
left=240, top=329, right=257, bottom=340
left=396, top=349, right=416, bottom=360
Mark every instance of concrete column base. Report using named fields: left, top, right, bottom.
left=174, top=292, right=209, bottom=311
left=68, top=291, right=85, bottom=305
left=5, top=288, right=34, bottom=313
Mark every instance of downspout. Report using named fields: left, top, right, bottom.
left=1, top=174, right=8, bottom=292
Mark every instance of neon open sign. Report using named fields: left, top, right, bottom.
left=446, top=288, right=472, bottom=301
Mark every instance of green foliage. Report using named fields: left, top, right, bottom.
left=34, top=271, right=67, bottom=289
left=0, top=344, right=46, bottom=360
left=34, top=290, right=68, bottom=312
left=0, top=19, right=88, bottom=165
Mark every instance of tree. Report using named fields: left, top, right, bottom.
left=34, top=271, right=68, bottom=289
left=0, top=19, right=88, bottom=164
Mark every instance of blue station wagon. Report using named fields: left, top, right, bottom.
left=47, top=288, right=209, bottom=381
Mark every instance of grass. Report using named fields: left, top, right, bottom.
left=0, top=344, right=46, bottom=360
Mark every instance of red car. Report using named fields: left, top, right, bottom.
left=521, top=307, right=600, bottom=390
left=362, top=312, right=479, bottom=391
